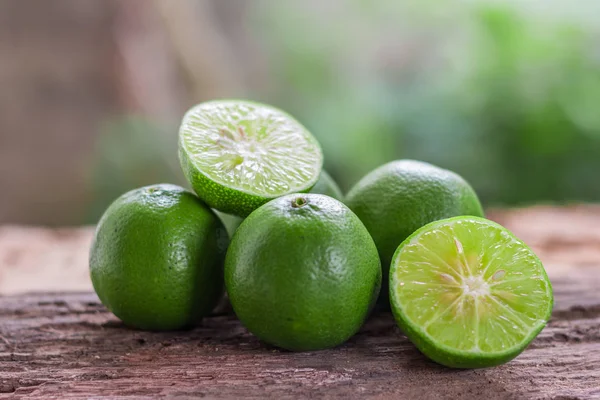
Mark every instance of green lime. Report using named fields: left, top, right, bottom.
left=179, top=100, right=323, bottom=217
left=345, top=160, right=484, bottom=307
left=89, top=184, right=228, bottom=331
left=309, top=170, right=344, bottom=201
left=390, top=216, right=553, bottom=368
left=214, top=210, right=243, bottom=237
left=225, top=193, right=381, bottom=351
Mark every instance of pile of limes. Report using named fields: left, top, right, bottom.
left=90, top=100, right=553, bottom=368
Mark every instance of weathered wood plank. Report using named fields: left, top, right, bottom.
left=1, top=206, right=600, bottom=399
left=0, top=291, right=599, bottom=399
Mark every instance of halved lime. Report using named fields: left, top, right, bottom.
left=389, top=216, right=553, bottom=368
left=179, top=100, right=323, bottom=217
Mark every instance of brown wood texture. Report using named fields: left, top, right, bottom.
left=1, top=206, right=600, bottom=399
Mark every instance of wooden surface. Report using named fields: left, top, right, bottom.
left=1, top=206, right=600, bottom=399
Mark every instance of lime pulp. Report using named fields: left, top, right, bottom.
left=390, top=216, right=553, bottom=368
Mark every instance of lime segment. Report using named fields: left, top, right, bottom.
left=390, top=216, right=553, bottom=368
left=179, top=100, right=323, bottom=216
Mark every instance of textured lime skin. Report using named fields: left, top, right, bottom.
left=345, top=160, right=484, bottom=307
left=178, top=100, right=323, bottom=218
left=309, top=170, right=344, bottom=201
left=90, top=184, right=229, bottom=331
left=389, top=216, right=554, bottom=368
left=225, top=194, right=381, bottom=351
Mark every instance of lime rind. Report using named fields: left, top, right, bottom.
left=224, top=193, right=382, bottom=351
left=89, top=184, right=228, bottom=331
left=179, top=147, right=264, bottom=217
left=389, top=216, right=553, bottom=368
left=179, top=100, right=323, bottom=216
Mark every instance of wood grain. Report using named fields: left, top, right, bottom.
left=1, top=206, right=600, bottom=399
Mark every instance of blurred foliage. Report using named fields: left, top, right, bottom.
left=88, top=117, right=185, bottom=223
left=251, top=1, right=600, bottom=205
left=457, top=6, right=600, bottom=205
left=89, top=1, right=600, bottom=221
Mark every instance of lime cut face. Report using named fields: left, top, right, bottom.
left=390, top=216, right=553, bottom=368
left=179, top=100, right=323, bottom=216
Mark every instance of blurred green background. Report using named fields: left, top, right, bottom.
left=1, top=0, right=600, bottom=225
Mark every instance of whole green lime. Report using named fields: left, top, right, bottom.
left=345, top=160, right=484, bottom=307
left=90, top=184, right=228, bottom=331
left=309, top=170, right=344, bottom=201
left=225, top=194, right=381, bottom=351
